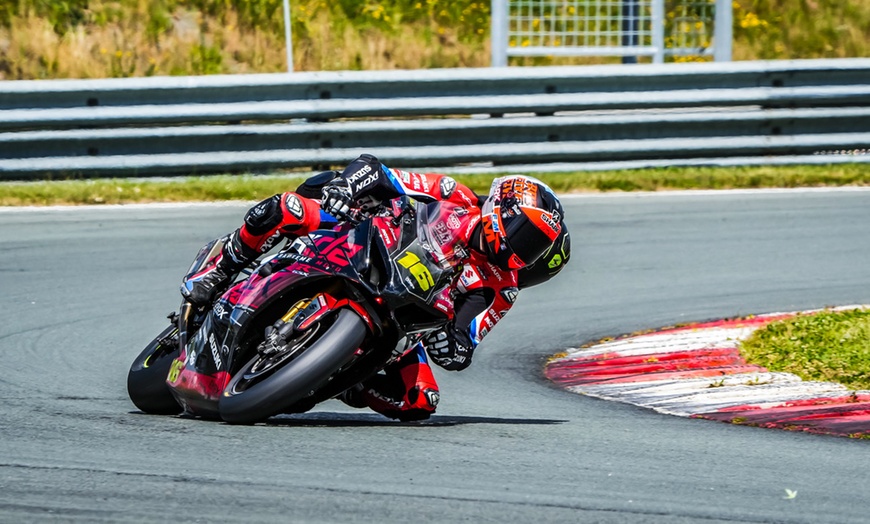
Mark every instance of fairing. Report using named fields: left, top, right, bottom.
left=167, top=197, right=476, bottom=418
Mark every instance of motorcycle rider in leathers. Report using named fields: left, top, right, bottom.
left=181, top=154, right=571, bottom=421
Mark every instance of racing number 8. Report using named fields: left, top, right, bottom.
left=397, top=252, right=435, bottom=291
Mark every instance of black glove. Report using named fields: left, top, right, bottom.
left=321, top=176, right=354, bottom=219
left=423, top=326, right=474, bottom=371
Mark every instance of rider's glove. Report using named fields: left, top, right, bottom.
left=321, top=177, right=354, bottom=219
left=423, top=325, right=474, bottom=371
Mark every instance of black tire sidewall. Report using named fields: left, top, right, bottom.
left=218, top=309, right=366, bottom=424
left=127, top=324, right=183, bottom=415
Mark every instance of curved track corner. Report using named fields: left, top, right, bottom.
left=546, top=305, right=870, bottom=439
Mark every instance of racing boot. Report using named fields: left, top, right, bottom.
left=348, top=345, right=440, bottom=421
left=337, top=383, right=368, bottom=409
left=181, top=230, right=256, bottom=307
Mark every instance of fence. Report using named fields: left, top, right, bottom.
left=0, top=58, right=868, bottom=179
left=491, top=0, right=732, bottom=65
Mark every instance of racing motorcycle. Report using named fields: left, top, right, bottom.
left=127, top=197, right=474, bottom=424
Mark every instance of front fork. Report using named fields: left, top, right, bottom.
left=258, top=292, right=376, bottom=357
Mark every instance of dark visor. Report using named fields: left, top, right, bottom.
left=501, top=212, right=554, bottom=265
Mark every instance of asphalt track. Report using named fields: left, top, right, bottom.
left=1, top=188, right=870, bottom=523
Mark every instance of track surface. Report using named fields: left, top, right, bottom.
left=2, top=189, right=869, bottom=523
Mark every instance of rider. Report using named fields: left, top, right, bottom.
left=181, top=154, right=571, bottom=421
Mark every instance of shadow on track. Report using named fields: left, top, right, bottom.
left=265, top=411, right=567, bottom=427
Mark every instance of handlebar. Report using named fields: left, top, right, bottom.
left=328, top=197, right=415, bottom=228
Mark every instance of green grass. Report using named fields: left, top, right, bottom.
left=1, top=163, right=868, bottom=206
left=740, top=308, right=870, bottom=391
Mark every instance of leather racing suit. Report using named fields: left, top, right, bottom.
left=183, top=155, right=555, bottom=421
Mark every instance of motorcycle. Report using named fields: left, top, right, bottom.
left=127, top=196, right=475, bottom=424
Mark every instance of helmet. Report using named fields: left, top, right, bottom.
left=480, top=175, right=563, bottom=271
left=517, top=225, right=571, bottom=289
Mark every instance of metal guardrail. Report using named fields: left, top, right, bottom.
left=0, top=58, right=868, bottom=179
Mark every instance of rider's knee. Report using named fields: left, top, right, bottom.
left=243, top=195, right=284, bottom=235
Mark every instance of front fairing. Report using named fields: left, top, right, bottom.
left=366, top=198, right=474, bottom=331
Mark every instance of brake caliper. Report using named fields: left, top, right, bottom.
left=257, top=298, right=312, bottom=356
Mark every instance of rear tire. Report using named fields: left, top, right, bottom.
left=218, top=309, right=366, bottom=424
left=127, top=324, right=183, bottom=415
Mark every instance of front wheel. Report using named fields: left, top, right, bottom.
left=218, top=308, right=367, bottom=424
left=127, top=324, right=183, bottom=415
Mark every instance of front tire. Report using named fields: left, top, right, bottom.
left=127, top=324, right=183, bottom=415
left=218, top=309, right=367, bottom=424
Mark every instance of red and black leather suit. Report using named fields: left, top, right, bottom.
left=183, top=155, right=570, bottom=421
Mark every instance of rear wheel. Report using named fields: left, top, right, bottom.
left=127, top=324, right=183, bottom=415
left=218, top=308, right=367, bottom=424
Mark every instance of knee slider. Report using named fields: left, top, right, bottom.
left=244, top=195, right=283, bottom=235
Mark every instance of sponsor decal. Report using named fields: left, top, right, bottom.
left=548, top=254, right=563, bottom=269
left=367, top=388, right=404, bottom=409
left=346, top=164, right=372, bottom=183
left=208, top=333, right=223, bottom=369
left=485, top=262, right=505, bottom=282
left=259, top=230, right=283, bottom=253
left=464, top=219, right=478, bottom=239
left=433, top=221, right=451, bottom=245
left=213, top=301, right=229, bottom=320
left=505, top=177, right=538, bottom=204
left=541, top=211, right=560, bottom=233
left=377, top=225, right=396, bottom=248
left=460, top=266, right=481, bottom=287
left=439, top=177, right=457, bottom=199
left=455, top=190, right=475, bottom=207
left=447, top=213, right=461, bottom=230
left=357, top=172, right=379, bottom=190
left=284, top=194, right=304, bottom=220
left=400, top=170, right=411, bottom=184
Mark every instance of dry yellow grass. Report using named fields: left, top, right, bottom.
left=0, top=0, right=491, bottom=79
left=0, top=0, right=867, bottom=80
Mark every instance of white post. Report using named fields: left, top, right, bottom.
left=283, top=0, right=294, bottom=72
left=713, top=0, right=733, bottom=61
left=651, top=0, right=665, bottom=63
left=491, top=0, right=508, bottom=67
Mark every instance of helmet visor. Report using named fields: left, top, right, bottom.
left=501, top=207, right=559, bottom=267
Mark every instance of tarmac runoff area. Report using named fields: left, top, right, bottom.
left=546, top=305, right=870, bottom=439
